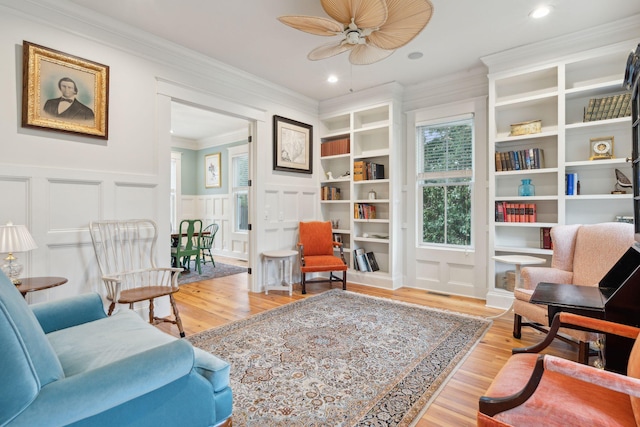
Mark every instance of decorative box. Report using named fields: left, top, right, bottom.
left=510, top=120, right=541, bottom=136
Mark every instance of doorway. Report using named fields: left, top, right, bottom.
left=170, top=101, right=252, bottom=269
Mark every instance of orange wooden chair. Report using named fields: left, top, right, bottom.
left=478, top=312, right=640, bottom=426
left=297, top=221, right=347, bottom=294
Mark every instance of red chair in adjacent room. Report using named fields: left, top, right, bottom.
left=297, top=221, right=347, bottom=294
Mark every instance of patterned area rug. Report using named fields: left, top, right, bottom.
left=188, top=289, right=492, bottom=426
left=177, top=261, right=247, bottom=285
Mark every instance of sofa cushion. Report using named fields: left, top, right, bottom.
left=46, top=309, right=176, bottom=376
left=0, top=272, right=64, bottom=425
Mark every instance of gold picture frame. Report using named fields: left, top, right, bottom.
left=273, top=115, right=313, bottom=174
left=205, top=153, right=221, bottom=188
left=22, top=41, right=109, bottom=139
left=589, top=136, right=614, bottom=160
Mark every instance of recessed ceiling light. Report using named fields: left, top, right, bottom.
left=327, top=75, right=338, bottom=83
left=408, top=51, right=423, bottom=60
left=529, top=5, right=551, bottom=19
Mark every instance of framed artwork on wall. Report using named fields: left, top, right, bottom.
left=205, top=153, right=221, bottom=188
left=21, top=41, right=109, bottom=139
left=273, top=115, right=313, bottom=174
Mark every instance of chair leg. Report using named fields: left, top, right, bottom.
left=107, top=302, right=116, bottom=316
left=302, top=273, right=307, bottom=294
left=513, top=313, right=522, bottom=339
left=170, top=294, right=186, bottom=338
left=342, top=271, right=347, bottom=290
left=578, top=341, right=590, bottom=365
left=148, top=298, right=155, bottom=324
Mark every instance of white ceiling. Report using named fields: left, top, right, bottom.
left=68, top=0, right=640, bottom=140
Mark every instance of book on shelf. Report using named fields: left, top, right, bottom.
left=584, top=93, right=631, bottom=122
left=320, top=137, right=350, bottom=157
left=540, top=227, right=552, bottom=249
left=366, top=252, right=380, bottom=272
left=354, top=203, right=377, bottom=219
left=321, top=186, right=341, bottom=200
left=495, top=201, right=537, bottom=223
left=565, top=173, right=579, bottom=195
left=353, top=248, right=370, bottom=272
left=353, top=160, right=385, bottom=180
left=495, top=148, right=544, bottom=171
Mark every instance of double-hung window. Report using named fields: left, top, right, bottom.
left=416, top=115, right=474, bottom=247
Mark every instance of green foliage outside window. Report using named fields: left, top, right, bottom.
left=418, top=117, right=473, bottom=247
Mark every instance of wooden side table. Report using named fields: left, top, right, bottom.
left=262, top=250, right=297, bottom=296
left=16, top=276, right=68, bottom=298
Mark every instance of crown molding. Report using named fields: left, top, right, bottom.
left=318, top=82, right=404, bottom=118
left=402, top=66, right=488, bottom=113
left=1, top=0, right=319, bottom=115
left=481, top=14, right=640, bottom=73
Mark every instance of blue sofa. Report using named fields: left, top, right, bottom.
left=0, top=272, right=232, bottom=426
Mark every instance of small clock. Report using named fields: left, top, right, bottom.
left=589, top=136, right=614, bottom=160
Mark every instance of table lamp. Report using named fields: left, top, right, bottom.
left=0, top=222, right=38, bottom=285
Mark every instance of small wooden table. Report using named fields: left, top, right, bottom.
left=16, top=276, right=68, bottom=298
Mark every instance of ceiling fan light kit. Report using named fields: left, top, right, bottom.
left=278, top=0, right=434, bottom=65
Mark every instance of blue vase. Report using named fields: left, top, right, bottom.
left=518, top=179, right=535, bottom=196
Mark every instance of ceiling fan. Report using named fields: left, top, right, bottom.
left=278, top=0, right=434, bottom=65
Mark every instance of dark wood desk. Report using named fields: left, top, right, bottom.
left=531, top=282, right=636, bottom=373
left=16, top=276, right=68, bottom=298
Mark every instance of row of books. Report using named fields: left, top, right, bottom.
left=495, top=148, right=544, bottom=172
left=354, top=203, right=377, bottom=219
left=583, top=93, right=631, bottom=122
left=321, top=186, right=341, bottom=200
left=353, top=160, right=385, bottom=181
left=320, top=137, right=350, bottom=157
left=495, top=202, right=537, bottom=223
left=540, top=227, right=553, bottom=249
left=565, top=173, right=579, bottom=195
left=353, top=248, right=380, bottom=272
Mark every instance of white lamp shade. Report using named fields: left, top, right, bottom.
left=0, top=224, right=38, bottom=253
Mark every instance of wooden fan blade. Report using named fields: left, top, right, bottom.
left=278, top=15, right=344, bottom=36
left=367, top=0, right=433, bottom=50
left=308, top=41, right=354, bottom=61
left=321, top=0, right=387, bottom=28
left=348, top=43, right=394, bottom=65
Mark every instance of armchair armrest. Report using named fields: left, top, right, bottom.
left=513, top=312, right=640, bottom=355
left=480, top=353, right=640, bottom=417
left=544, top=354, right=640, bottom=397
left=31, top=293, right=107, bottom=334
left=12, top=339, right=194, bottom=426
left=521, top=266, right=573, bottom=291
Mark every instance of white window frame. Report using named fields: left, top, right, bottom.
left=416, top=113, right=475, bottom=249
left=228, top=145, right=249, bottom=233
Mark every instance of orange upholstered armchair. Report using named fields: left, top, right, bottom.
left=479, top=312, right=640, bottom=426
left=297, top=221, right=347, bottom=294
left=514, top=222, right=634, bottom=363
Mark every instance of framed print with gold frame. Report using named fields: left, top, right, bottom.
left=589, top=136, right=614, bottom=160
left=22, top=41, right=109, bottom=139
left=205, top=153, right=221, bottom=188
left=273, top=115, right=313, bottom=174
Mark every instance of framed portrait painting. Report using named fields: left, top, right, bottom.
left=22, top=41, right=109, bottom=139
left=205, top=153, right=222, bottom=188
left=273, top=115, right=313, bottom=174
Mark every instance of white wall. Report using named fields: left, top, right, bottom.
left=0, top=1, right=321, bottom=310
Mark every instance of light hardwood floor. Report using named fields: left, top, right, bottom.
left=158, top=257, right=576, bottom=426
